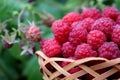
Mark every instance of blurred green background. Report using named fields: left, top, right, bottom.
left=0, top=0, right=119, bottom=80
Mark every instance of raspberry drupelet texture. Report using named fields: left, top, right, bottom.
left=112, top=27, right=120, bottom=46
left=75, top=43, right=97, bottom=59
left=51, top=20, right=62, bottom=33
left=79, top=18, right=95, bottom=32
left=62, top=12, right=82, bottom=24
left=116, top=15, right=120, bottom=25
left=25, top=25, right=41, bottom=42
left=91, top=17, right=115, bottom=39
left=102, top=7, right=119, bottom=21
left=98, top=42, right=120, bottom=59
left=113, top=24, right=120, bottom=29
left=71, top=20, right=81, bottom=30
left=40, top=38, right=61, bottom=57
left=52, top=20, right=70, bottom=44
left=69, top=26, right=88, bottom=46
left=87, top=30, right=106, bottom=50
left=81, top=8, right=101, bottom=20
left=62, top=42, right=76, bottom=58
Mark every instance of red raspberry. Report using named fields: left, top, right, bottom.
left=75, top=43, right=97, bottom=59
left=71, top=20, right=81, bottom=30
left=87, top=30, right=106, bottom=50
left=51, top=20, right=62, bottom=33
left=113, top=24, right=120, bottom=29
left=81, top=8, right=101, bottom=20
left=25, top=25, right=41, bottom=42
left=62, top=12, right=82, bottom=24
left=68, top=67, right=81, bottom=74
left=91, top=17, right=115, bottom=39
left=59, top=57, right=81, bottom=74
left=98, top=42, right=120, bottom=59
left=62, top=42, right=76, bottom=58
left=112, top=27, right=120, bottom=46
left=79, top=18, right=95, bottom=32
left=102, top=7, right=119, bottom=21
left=52, top=20, right=70, bottom=44
left=40, top=38, right=61, bottom=57
left=59, top=57, right=76, bottom=67
left=116, top=15, right=120, bottom=25
left=69, top=26, right=88, bottom=46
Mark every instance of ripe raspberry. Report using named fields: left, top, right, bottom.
left=71, top=20, right=81, bottom=30
left=40, top=38, right=61, bottom=57
left=87, top=30, right=106, bottom=50
left=59, top=57, right=81, bottom=74
left=69, top=26, right=88, bottom=46
left=62, top=42, right=76, bottom=58
left=52, top=20, right=70, bottom=44
left=68, top=67, right=81, bottom=74
left=113, top=24, right=120, bottom=29
left=62, top=12, right=82, bottom=24
left=51, top=20, right=62, bottom=33
left=98, top=42, right=120, bottom=59
left=116, top=15, right=120, bottom=25
left=81, top=8, right=101, bottom=20
left=79, top=18, right=95, bottom=32
left=102, top=7, right=119, bottom=21
left=75, top=43, right=97, bottom=59
left=25, top=25, right=41, bottom=42
left=112, top=28, right=120, bottom=46
left=91, top=17, right=115, bottom=39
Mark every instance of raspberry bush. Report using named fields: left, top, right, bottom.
left=1, top=0, right=120, bottom=80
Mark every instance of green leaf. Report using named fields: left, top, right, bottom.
left=115, top=0, right=120, bottom=10
left=0, top=58, right=19, bottom=80
left=23, top=56, right=43, bottom=80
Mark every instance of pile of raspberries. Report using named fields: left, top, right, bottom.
left=40, top=7, right=120, bottom=79
left=41, top=6, right=120, bottom=60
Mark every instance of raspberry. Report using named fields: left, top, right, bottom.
left=60, top=62, right=81, bottom=74
left=102, top=7, right=119, bottom=21
left=59, top=57, right=81, bottom=74
left=62, top=12, right=82, bottom=24
left=81, top=8, right=101, bottom=20
left=112, top=27, right=120, bottom=46
left=91, top=17, right=115, bottom=39
left=68, top=67, right=81, bottom=74
left=71, top=20, right=81, bottom=30
left=79, top=18, right=95, bottom=32
left=60, top=57, right=77, bottom=67
left=113, top=24, right=120, bottom=29
left=51, top=20, right=62, bottom=33
left=62, top=42, right=76, bottom=58
left=98, top=42, right=120, bottom=59
left=25, top=25, right=41, bottom=42
left=40, top=38, right=61, bottom=57
left=52, top=20, right=70, bottom=44
left=69, top=26, right=88, bottom=46
left=116, top=15, right=120, bottom=25
left=87, top=30, right=106, bottom=50
left=2, top=39, right=14, bottom=48
left=75, top=43, right=97, bottom=59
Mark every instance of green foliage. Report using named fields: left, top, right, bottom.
left=0, top=0, right=120, bottom=80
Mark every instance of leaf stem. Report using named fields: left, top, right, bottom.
left=18, top=8, right=25, bottom=28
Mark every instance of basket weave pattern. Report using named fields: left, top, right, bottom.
left=36, top=51, right=120, bottom=80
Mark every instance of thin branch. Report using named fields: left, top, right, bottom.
left=18, top=8, right=25, bottom=28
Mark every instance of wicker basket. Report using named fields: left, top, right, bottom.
left=36, top=51, right=120, bottom=80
